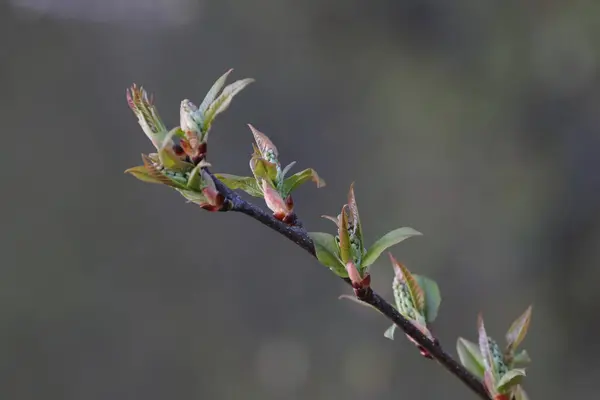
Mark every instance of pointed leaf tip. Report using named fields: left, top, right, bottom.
left=506, top=305, right=532, bottom=352
left=388, top=254, right=425, bottom=314
left=362, top=227, right=422, bottom=267
left=248, top=124, right=278, bottom=159
left=384, top=324, right=397, bottom=340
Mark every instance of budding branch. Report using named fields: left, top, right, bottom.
left=208, top=170, right=490, bottom=399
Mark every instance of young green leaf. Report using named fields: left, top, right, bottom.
left=511, top=349, right=532, bottom=366
left=199, top=69, right=233, bottom=114
left=338, top=206, right=352, bottom=264
left=126, top=84, right=168, bottom=149
left=186, top=163, right=204, bottom=191
left=413, top=274, right=441, bottom=322
left=362, top=227, right=422, bottom=267
left=282, top=168, right=326, bottom=197
left=125, top=165, right=164, bottom=185
left=308, top=232, right=346, bottom=276
left=280, top=161, right=297, bottom=179
left=384, top=324, right=397, bottom=340
left=177, top=188, right=208, bottom=205
left=456, top=338, right=485, bottom=379
left=506, top=305, right=532, bottom=352
left=214, top=173, right=263, bottom=197
left=202, top=78, right=254, bottom=133
left=496, top=369, right=526, bottom=393
left=158, top=147, right=193, bottom=173
left=250, top=154, right=279, bottom=185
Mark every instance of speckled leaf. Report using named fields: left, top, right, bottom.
left=215, top=173, right=262, bottom=197
left=413, top=274, right=441, bottom=322
left=248, top=124, right=278, bottom=159
left=506, top=305, right=532, bottom=352
left=457, top=338, right=485, bottom=379
left=308, top=232, right=346, bottom=276
left=362, top=227, right=422, bottom=267
left=390, top=254, right=425, bottom=314
left=496, top=369, right=526, bottom=394
left=347, top=183, right=363, bottom=245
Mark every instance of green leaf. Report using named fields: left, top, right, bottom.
left=362, top=227, right=422, bottom=267
left=125, top=165, right=164, bottom=185
left=281, top=168, right=326, bottom=197
left=202, top=78, right=254, bottom=133
left=250, top=155, right=279, bottom=186
left=158, top=148, right=193, bottom=173
left=496, top=368, right=526, bottom=393
left=506, top=305, right=532, bottom=352
left=413, top=274, right=441, bottom=322
left=456, top=338, right=485, bottom=379
left=308, top=232, right=346, bottom=277
left=186, top=163, right=204, bottom=191
left=199, top=69, right=233, bottom=114
left=384, top=324, right=397, bottom=340
left=511, top=349, right=531, bottom=366
left=215, top=173, right=263, bottom=197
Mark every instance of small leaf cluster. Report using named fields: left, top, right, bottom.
left=309, top=185, right=422, bottom=284
left=125, top=70, right=253, bottom=210
left=457, top=307, right=533, bottom=400
left=216, top=125, right=325, bottom=223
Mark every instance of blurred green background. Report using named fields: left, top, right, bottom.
left=2, top=0, right=600, bottom=399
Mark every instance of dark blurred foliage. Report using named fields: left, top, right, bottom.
left=1, top=0, right=600, bottom=399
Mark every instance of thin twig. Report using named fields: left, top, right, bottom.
left=208, top=169, right=490, bottom=399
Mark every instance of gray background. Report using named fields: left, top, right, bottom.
left=2, top=1, right=600, bottom=399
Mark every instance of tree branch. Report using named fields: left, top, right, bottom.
left=209, top=170, right=490, bottom=399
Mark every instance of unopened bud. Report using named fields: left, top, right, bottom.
left=261, top=180, right=291, bottom=220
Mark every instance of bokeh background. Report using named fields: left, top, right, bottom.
left=2, top=1, right=600, bottom=399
